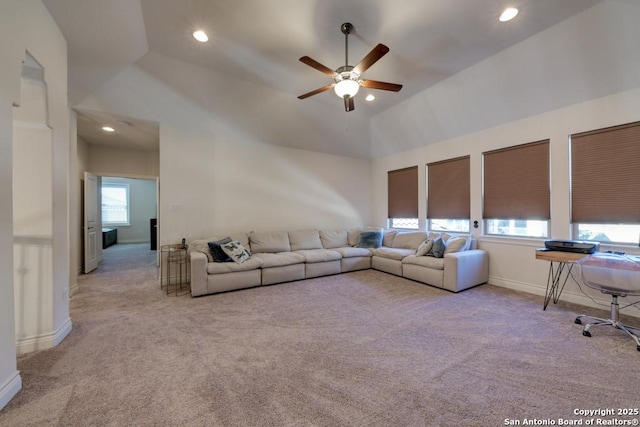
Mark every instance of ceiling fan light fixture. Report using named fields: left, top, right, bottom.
left=101, top=126, right=115, bottom=132
left=334, top=79, right=360, bottom=98
left=499, top=7, right=519, bottom=22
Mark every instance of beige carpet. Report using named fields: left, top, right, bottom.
left=2, top=243, right=640, bottom=426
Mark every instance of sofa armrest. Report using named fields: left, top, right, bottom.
left=190, top=251, right=208, bottom=297
left=443, top=249, right=489, bottom=292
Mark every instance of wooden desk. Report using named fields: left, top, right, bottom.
left=535, top=249, right=589, bottom=310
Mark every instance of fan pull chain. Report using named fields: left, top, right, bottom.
left=344, top=108, right=350, bottom=132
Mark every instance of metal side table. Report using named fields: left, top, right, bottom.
left=160, top=244, right=190, bottom=296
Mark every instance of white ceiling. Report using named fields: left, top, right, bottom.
left=42, top=0, right=603, bottom=156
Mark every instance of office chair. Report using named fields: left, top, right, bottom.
left=573, top=253, right=640, bottom=351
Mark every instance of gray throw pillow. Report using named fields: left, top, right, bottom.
left=428, top=237, right=446, bottom=258
left=355, top=230, right=383, bottom=248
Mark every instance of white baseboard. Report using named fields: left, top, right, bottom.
left=16, top=317, right=72, bottom=354
left=489, top=276, right=640, bottom=319
left=0, top=370, right=22, bottom=411
left=70, top=281, right=79, bottom=297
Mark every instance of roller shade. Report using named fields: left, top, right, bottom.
left=388, top=166, right=418, bottom=218
left=483, top=140, right=550, bottom=220
left=571, top=121, right=640, bottom=223
left=427, top=156, right=470, bottom=219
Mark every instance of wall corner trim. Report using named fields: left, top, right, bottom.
left=16, top=317, right=72, bottom=354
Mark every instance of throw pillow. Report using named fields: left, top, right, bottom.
left=208, top=237, right=232, bottom=262
left=220, top=240, right=251, bottom=264
left=355, top=230, right=383, bottom=248
left=444, top=236, right=470, bottom=255
left=416, top=238, right=433, bottom=256
left=428, top=237, right=446, bottom=258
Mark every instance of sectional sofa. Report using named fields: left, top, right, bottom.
left=189, top=228, right=489, bottom=297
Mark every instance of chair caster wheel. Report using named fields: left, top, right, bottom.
left=575, top=318, right=582, bottom=325
left=583, top=330, right=591, bottom=337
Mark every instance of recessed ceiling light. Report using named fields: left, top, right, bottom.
left=499, top=7, right=519, bottom=22
left=102, top=126, right=115, bottom=132
left=193, top=30, right=208, bottom=42
left=365, top=94, right=375, bottom=102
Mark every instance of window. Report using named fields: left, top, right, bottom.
left=390, top=218, right=419, bottom=229
left=483, top=140, right=550, bottom=238
left=571, top=121, right=640, bottom=245
left=575, top=224, right=640, bottom=245
left=486, top=219, right=548, bottom=237
left=430, top=219, right=469, bottom=232
left=102, top=183, right=130, bottom=226
left=388, top=166, right=418, bottom=229
left=427, top=156, right=470, bottom=232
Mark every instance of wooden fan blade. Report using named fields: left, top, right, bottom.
left=361, top=80, right=403, bottom=92
left=353, top=44, right=390, bottom=74
left=299, top=56, right=337, bottom=77
left=298, top=84, right=334, bottom=99
left=344, top=96, right=355, bottom=112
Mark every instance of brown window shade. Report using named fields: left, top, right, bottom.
left=427, top=156, right=470, bottom=219
left=483, top=140, right=550, bottom=220
left=571, top=121, right=640, bottom=224
left=388, top=166, right=418, bottom=218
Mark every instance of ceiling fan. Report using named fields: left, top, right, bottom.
left=298, top=22, right=402, bottom=112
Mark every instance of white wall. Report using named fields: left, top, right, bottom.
left=86, top=144, right=159, bottom=178
left=371, top=1, right=640, bottom=317
left=159, top=124, right=371, bottom=244
left=102, top=177, right=157, bottom=244
left=0, top=0, right=70, bottom=410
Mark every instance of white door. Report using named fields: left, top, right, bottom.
left=156, top=177, right=160, bottom=266
left=83, top=172, right=100, bottom=273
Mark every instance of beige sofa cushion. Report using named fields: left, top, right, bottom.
left=294, top=249, right=342, bottom=263
left=334, top=247, right=372, bottom=258
left=444, top=235, right=471, bottom=255
left=428, top=232, right=451, bottom=242
left=371, top=247, right=415, bottom=261
left=382, top=230, right=397, bottom=247
left=191, top=239, right=214, bottom=262
left=249, top=231, right=290, bottom=253
left=320, top=230, right=349, bottom=249
left=347, top=228, right=363, bottom=246
left=402, top=254, right=445, bottom=270
left=252, top=252, right=305, bottom=268
left=391, top=231, right=427, bottom=249
left=289, top=229, right=323, bottom=251
left=207, top=256, right=263, bottom=274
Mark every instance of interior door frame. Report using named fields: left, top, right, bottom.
left=82, top=171, right=160, bottom=271
left=83, top=171, right=100, bottom=273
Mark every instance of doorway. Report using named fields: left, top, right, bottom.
left=82, top=174, right=159, bottom=273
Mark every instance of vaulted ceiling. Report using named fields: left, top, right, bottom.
left=42, top=0, right=603, bottom=157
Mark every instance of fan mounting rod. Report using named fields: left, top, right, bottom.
left=341, top=22, right=353, bottom=67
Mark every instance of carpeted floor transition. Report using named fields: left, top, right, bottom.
left=1, top=243, right=639, bottom=426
